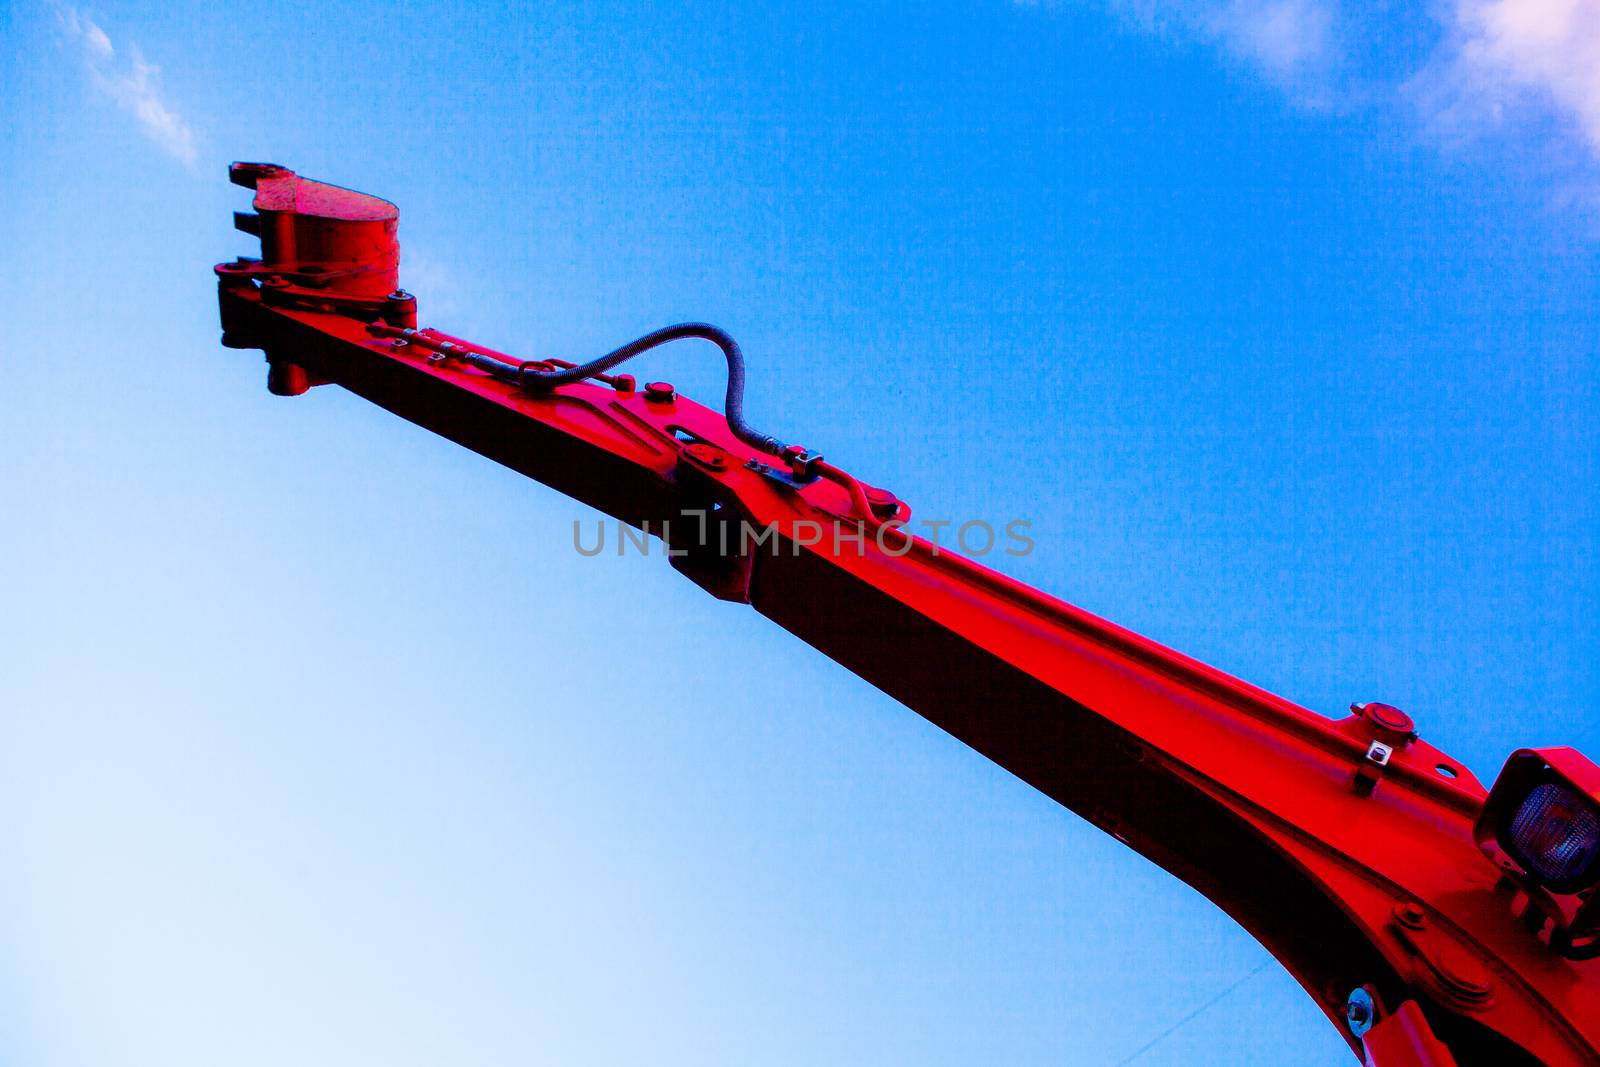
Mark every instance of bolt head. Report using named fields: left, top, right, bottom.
left=865, top=487, right=901, bottom=519
left=1356, top=701, right=1416, bottom=746
left=1344, top=988, right=1376, bottom=1037
left=683, top=443, right=728, bottom=470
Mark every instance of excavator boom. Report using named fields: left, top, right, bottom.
left=214, top=163, right=1600, bottom=1067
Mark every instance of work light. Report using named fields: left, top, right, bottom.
left=1477, top=748, right=1600, bottom=896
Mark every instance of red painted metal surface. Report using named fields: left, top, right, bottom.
left=1363, top=1002, right=1462, bottom=1067
left=214, top=165, right=1600, bottom=1066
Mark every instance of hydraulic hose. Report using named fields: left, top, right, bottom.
left=365, top=319, right=894, bottom=524
left=374, top=321, right=788, bottom=456
left=520, top=323, right=784, bottom=455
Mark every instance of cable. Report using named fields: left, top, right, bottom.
left=1112, top=959, right=1273, bottom=1066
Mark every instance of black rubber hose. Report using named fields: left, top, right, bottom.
left=457, top=323, right=785, bottom=456
left=523, top=323, right=783, bottom=455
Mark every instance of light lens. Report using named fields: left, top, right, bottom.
left=1508, top=782, right=1600, bottom=886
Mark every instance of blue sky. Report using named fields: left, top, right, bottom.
left=3, top=1, right=1598, bottom=1064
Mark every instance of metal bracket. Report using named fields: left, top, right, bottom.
left=1354, top=740, right=1394, bottom=797
left=745, top=457, right=822, bottom=490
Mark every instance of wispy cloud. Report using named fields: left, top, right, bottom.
left=1016, top=1, right=1346, bottom=105
left=1204, top=0, right=1338, bottom=83
left=1414, top=1, right=1600, bottom=158
left=1017, top=0, right=1600, bottom=198
left=56, top=7, right=199, bottom=169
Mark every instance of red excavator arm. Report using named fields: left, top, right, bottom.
left=214, top=164, right=1600, bottom=1067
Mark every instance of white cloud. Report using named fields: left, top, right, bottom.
left=1021, top=1, right=1344, bottom=102
left=56, top=7, right=199, bottom=168
left=1208, top=0, right=1337, bottom=80
left=1417, top=0, right=1600, bottom=158
left=1018, top=0, right=1600, bottom=195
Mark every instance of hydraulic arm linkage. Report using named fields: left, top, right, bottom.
left=215, top=163, right=1600, bottom=1067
